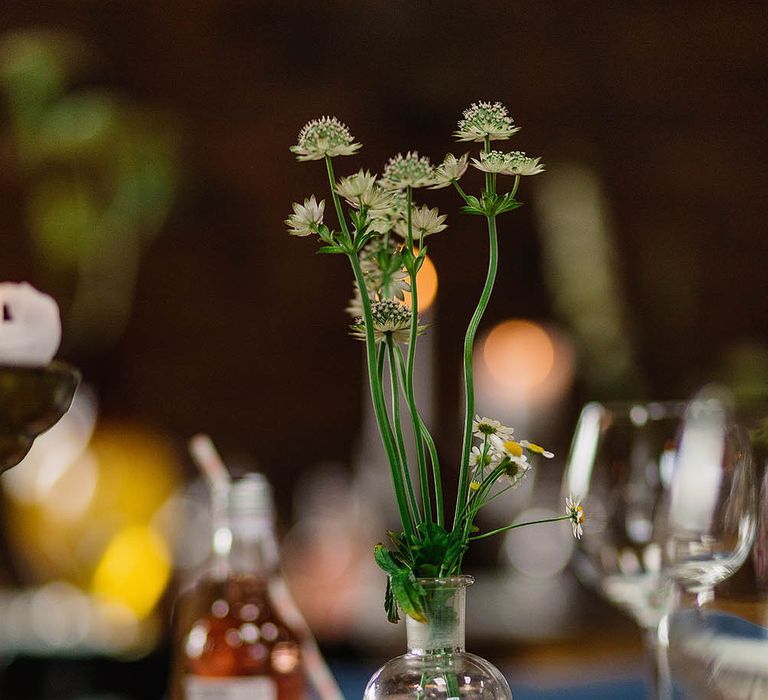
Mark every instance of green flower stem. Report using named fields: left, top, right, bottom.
left=324, top=156, right=409, bottom=538
left=452, top=214, right=499, bottom=529
left=324, top=156, right=352, bottom=244
left=395, top=345, right=444, bottom=528
left=462, top=464, right=504, bottom=526
left=404, top=185, right=432, bottom=524
left=468, top=515, right=572, bottom=542
left=386, top=336, right=421, bottom=524
left=348, top=251, right=416, bottom=541
left=510, top=174, right=520, bottom=198
left=452, top=180, right=473, bottom=206
left=420, top=416, right=443, bottom=527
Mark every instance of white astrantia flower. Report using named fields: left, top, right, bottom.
left=336, top=169, right=378, bottom=205
left=290, top=116, right=362, bottom=161
left=394, top=205, right=447, bottom=240
left=285, top=196, right=325, bottom=236
left=430, top=153, right=469, bottom=189
left=566, top=496, right=585, bottom=539
left=350, top=298, right=423, bottom=344
left=360, top=185, right=396, bottom=212
left=519, top=440, right=554, bottom=458
left=472, top=416, right=514, bottom=442
left=454, top=101, right=520, bottom=142
left=504, top=151, right=545, bottom=176
left=380, top=151, right=434, bottom=190
left=470, top=150, right=513, bottom=174
left=367, top=190, right=407, bottom=235
left=471, top=150, right=545, bottom=177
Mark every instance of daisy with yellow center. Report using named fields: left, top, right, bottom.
left=565, top=496, right=586, bottom=539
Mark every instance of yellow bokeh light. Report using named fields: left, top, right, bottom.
left=482, top=319, right=555, bottom=390
left=403, top=254, right=438, bottom=313
left=91, top=524, right=171, bottom=620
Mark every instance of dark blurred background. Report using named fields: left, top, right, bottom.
left=0, top=1, right=766, bottom=698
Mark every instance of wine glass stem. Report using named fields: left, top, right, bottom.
left=696, top=588, right=714, bottom=609
left=645, top=621, right=673, bottom=700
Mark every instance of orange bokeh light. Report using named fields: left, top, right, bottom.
left=482, top=319, right=555, bottom=390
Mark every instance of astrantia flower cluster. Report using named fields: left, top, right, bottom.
left=380, top=151, right=434, bottom=190
left=394, top=205, right=447, bottom=240
left=471, top=150, right=545, bottom=176
left=350, top=298, right=422, bottom=345
left=287, top=104, right=577, bottom=625
left=454, top=101, right=520, bottom=142
left=290, top=116, right=361, bottom=161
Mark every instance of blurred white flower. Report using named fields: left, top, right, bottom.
left=0, top=282, right=61, bottom=366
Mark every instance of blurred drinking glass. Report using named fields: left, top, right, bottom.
left=562, top=400, right=686, bottom=698
left=665, top=400, right=765, bottom=699
left=661, top=394, right=757, bottom=608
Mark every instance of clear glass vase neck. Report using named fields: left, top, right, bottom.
left=405, top=576, right=473, bottom=656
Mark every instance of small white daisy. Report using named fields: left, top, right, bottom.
left=566, top=496, right=585, bottom=539
left=394, top=205, right=447, bottom=239
left=469, top=445, right=492, bottom=469
left=290, top=116, right=362, bottom=161
left=490, top=437, right=531, bottom=486
left=472, top=416, right=514, bottom=442
left=454, top=101, right=520, bottom=143
left=430, top=153, right=469, bottom=189
left=380, top=151, right=434, bottom=190
left=285, top=195, right=325, bottom=236
left=519, top=440, right=554, bottom=459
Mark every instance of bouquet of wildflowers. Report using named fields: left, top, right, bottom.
left=288, top=102, right=585, bottom=623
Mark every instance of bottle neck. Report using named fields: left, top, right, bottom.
left=211, top=511, right=280, bottom=578
left=405, top=578, right=470, bottom=655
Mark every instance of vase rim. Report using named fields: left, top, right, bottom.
left=414, top=574, right=474, bottom=588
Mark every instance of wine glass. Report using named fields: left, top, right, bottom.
left=660, top=394, right=757, bottom=608
left=562, top=400, right=687, bottom=697
left=659, top=395, right=761, bottom=698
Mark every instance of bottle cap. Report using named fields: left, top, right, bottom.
left=227, top=473, right=273, bottom=519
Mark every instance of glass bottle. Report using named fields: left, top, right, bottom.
left=363, top=576, right=513, bottom=699
left=169, top=474, right=307, bottom=700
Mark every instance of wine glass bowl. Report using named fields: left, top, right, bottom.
left=662, top=398, right=758, bottom=605
left=563, top=400, right=685, bottom=629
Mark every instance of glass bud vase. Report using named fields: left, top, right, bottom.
left=364, top=576, right=512, bottom=699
